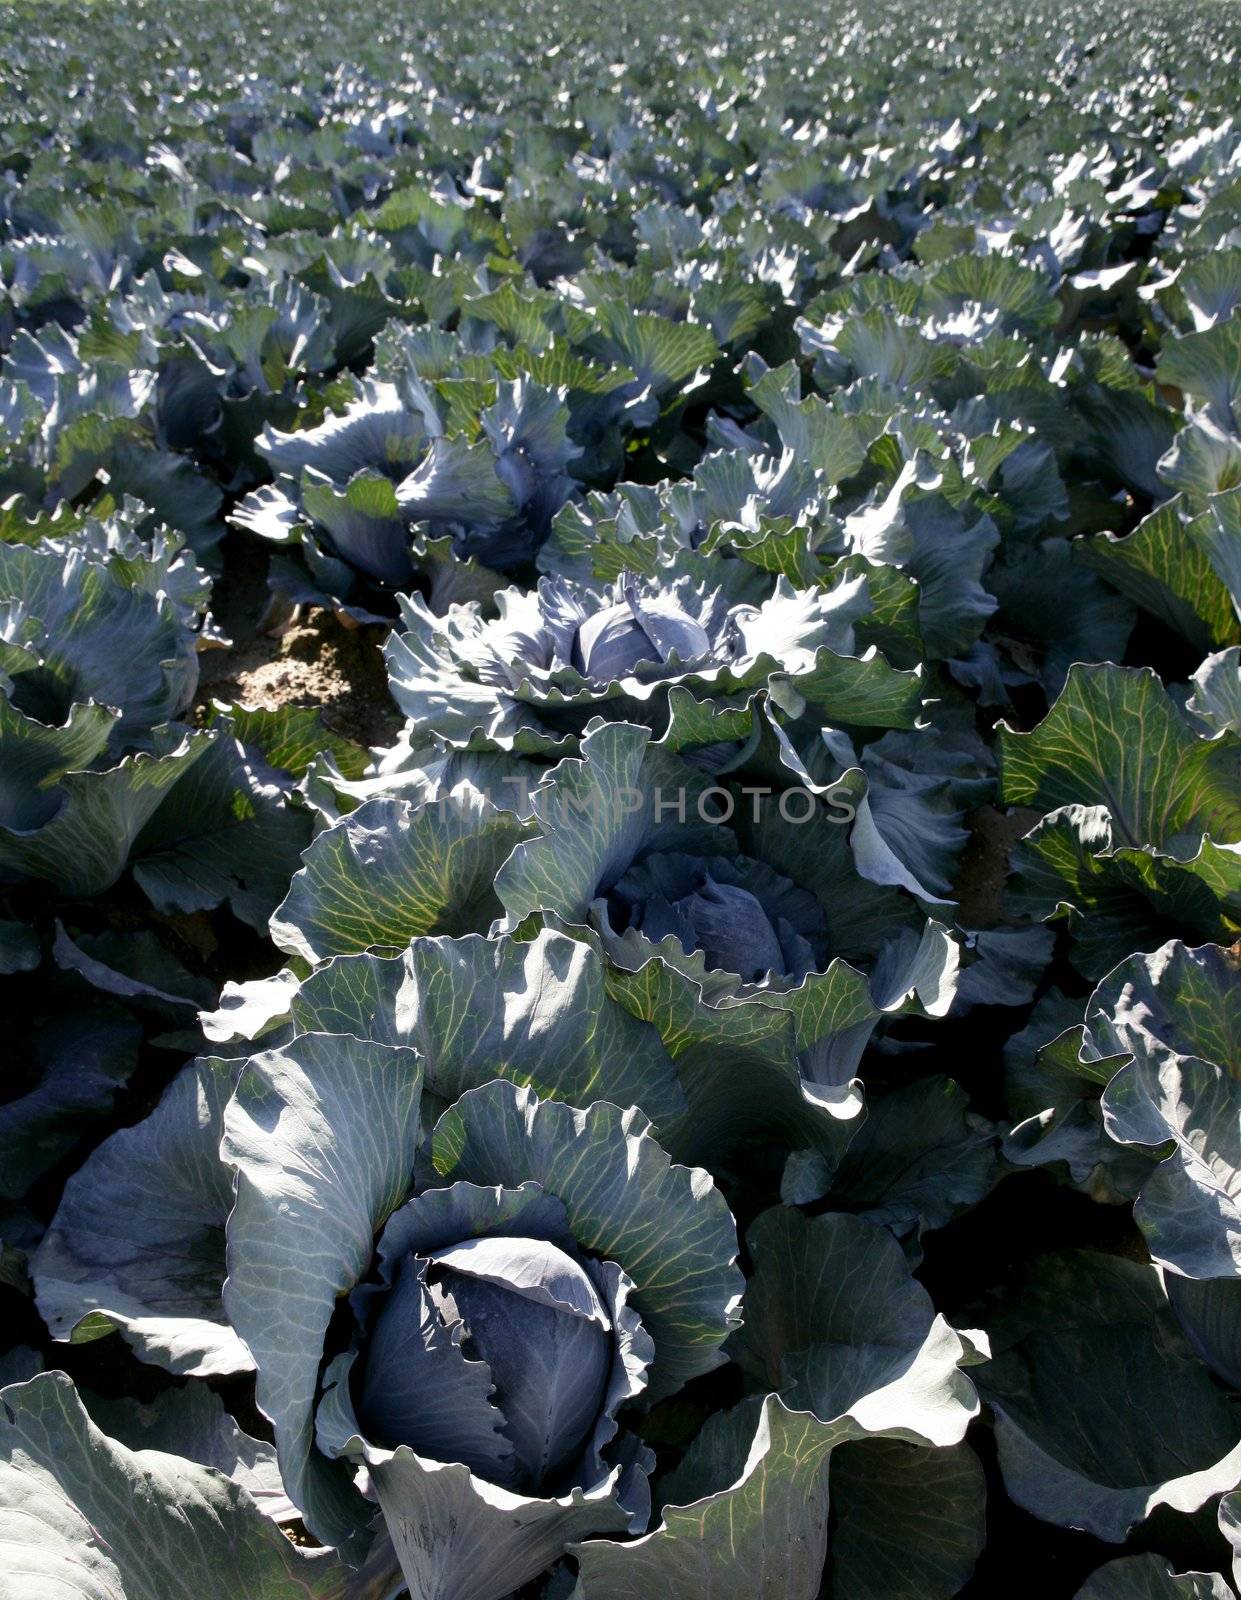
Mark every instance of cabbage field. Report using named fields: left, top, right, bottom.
left=1, top=0, right=1240, bottom=1593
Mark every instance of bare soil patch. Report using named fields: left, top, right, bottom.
left=193, top=536, right=403, bottom=750
left=954, top=803, right=1043, bottom=926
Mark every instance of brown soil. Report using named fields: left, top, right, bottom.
left=193, top=536, right=403, bottom=750
left=954, top=803, right=1043, bottom=927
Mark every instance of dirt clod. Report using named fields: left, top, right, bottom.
left=954, top=804, right=1043, bottom=927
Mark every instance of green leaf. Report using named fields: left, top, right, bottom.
left=0, top=1372, right=394, bottom=1600
left=322, top=1417, right=634, bottom=1600
left=770, top=644, right=924, bottom=729
left=975, top=1251, right=1241, bottom=1542
left=1091, top=942, right=1241, bottom=1289
left=1159, top=413, right=1241, bottom=502
left=1075, top=498, right=1241, bottom=653
left=291, top=928, right=688, bottom=1136
left=50, top=923, right=214, bottom=1019
left=1074, top=1557, right=1232, bottom=1599
left=272, top=788, right=534, bottom=962
left=1190, top=648, right=1241, bottom=735
left=659, top=685, right=766, bottom=756
left=0, top=996, right=139, bottom=1201
left=1159, top=317, right=1241, bottom=418
left=80, top=1383, right=291, bottom=1524
left=1195, top=489, right=1241, bottom=621
left=1073, top=387, right=1177, bottom=501
left=596, top=936, right=865, bottom=1165
left=1009, top=804, right=1241, bottom=976
left=212, top=703, right=370, bottom=782
left=32, top=1057, right=246, bottom=1377
left=826, top=1438, right=986, bottom=1600
left=790, top=1076, right=998, bottom=1239
left=0, top=725, right=212, bottom=898
left=1219, top=1489, right=1241, bottom=1593
left=221, top=1031, right=424, bottom=1554
left=926, top=252, right=1060, bottom=333
left=0, top=539, right=198, bottom=747
left=748, top=361, right=872, bottom=484
left=132, top=735, right=314, bottom=930
left=998, top=663, right=1241, bottom=848
left=300, top=470, right=411, bottom=589
left=586, top=306, right=719, bottom=390
left=574, top=1395, right=845, bottom=1600
left=730, top=1208, right=977, bottom=1446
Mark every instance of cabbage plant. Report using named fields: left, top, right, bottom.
left=384, top=565, right=922, bottom=758
left=235, top=372, right=581, bottom=616
left=221, top=1039, right=743, bottom=1597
